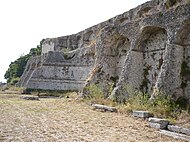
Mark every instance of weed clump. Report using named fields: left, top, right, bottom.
left=84, top=84, right=116, bottom=106
left=84, top=84, right=189, bottom=119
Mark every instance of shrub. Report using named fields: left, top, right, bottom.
left=84, top=84, right=104, bottom=100
left=150, top=94, right=178, bottom=118
left=117, top=87, right=180, bottom=118
left=84, top=84, right=116, bottom=106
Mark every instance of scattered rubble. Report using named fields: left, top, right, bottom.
left=91, top=104, right=117, bottom=112
left=20, top=95, right=39, bottom=101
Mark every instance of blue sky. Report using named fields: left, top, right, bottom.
left=0, top=0, right=148, bottom=82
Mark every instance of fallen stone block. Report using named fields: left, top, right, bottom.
left=168, top=125, right=190, bottom=136
left=148, top=117, right=169, bottom=129
left=20, top=95, right=39, bottom=101
left=91, top=104, right=117, bottom=112
left=160, top=130, right=190, bottom=142
left=133, top=111, right=151, bottom=118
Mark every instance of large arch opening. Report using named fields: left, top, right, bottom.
left=137, top=26, right=167, bottom=93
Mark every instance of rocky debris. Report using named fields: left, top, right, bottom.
left=148, top=117, right=169, bottom=129
left=168, top=125, right=190, bottom=136
left=133, top=111, right=151, bottom=118
left=160, top=130, right=190, bottom=142
left=20, top=95, right=39, bottom=101
left=91, top=104, right=117, bottom=112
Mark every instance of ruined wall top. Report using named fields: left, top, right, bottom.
left=41, top=0, right=190, bottom=54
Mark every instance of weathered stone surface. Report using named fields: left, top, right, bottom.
left=20, top=95, right=39, bottom=101
left=133, top=111, right=151, bottom=118
left=168, top=125, right=190, bottom=136
left=148, top=117, right=169, bottom=129
left=18, top=0, right=190, bottom=101
left=91, top=104, right=117, bottom=112
left=160, top=130, right=190, bottom=142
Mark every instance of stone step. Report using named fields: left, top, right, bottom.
left=148, top=117, right=169, bottom=129
left=91, top=104, right=117, bottom=112
left=160, top=130, right=190, bottom=142
left=168, top=125, right=190, bottom=136
left=133, top=111, right=151, bottom=118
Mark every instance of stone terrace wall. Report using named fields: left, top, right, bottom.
left=19, top=0, right=190, bottom=101
left=19, top=46, right=95, bottom=90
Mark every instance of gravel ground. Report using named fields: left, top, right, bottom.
left=0, top=93, right=185, bottom=142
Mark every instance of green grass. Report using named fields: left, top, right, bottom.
left=84, top=84, right=189, bottom=119
left=83, top=84, right=117, bottom=106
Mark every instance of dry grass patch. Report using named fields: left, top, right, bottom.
left=0, top=93, right=186, bottom=142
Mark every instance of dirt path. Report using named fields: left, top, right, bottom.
left=0, top=93, right=184, bottom=142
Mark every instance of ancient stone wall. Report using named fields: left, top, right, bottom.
left=19, top=46, right=95, bottom=90
left=19, top=0, right=190, bottom=101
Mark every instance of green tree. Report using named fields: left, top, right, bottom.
left=4, top=39, right=44, bottom=84
left=4, top=54, right=30, bottom=84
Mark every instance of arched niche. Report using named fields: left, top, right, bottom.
left=136, top=26, right=167, bottom=93
left=82, top=30, right=94, bottom=47
left=175, top=20, right=190, bottom=46
left=77, top=35, right=82, bottom=48
left=175, top=20, right=190, bottom=98
left=83, top=30, right=93, bottom=42
left=137, top=7, right=152, bottom=18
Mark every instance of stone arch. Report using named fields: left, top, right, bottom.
left=83, top=30, right=93, bottom=42
left=136, top=26, right=167, bottom=51
left=136, top=26, right=167, bottom=93
left=83, top=26, right=131, bottom=98
left=175, top=20, right=190, bottom=46
left=82, top=30, right=94, bottom=47
left=115, top=17, right=129, bottom=25
left=137, top=7, right=152, bottom=18
left=96, top=26, right=131, bottom=81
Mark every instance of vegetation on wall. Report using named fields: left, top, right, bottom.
left=4, top=39, right=44, bottom=85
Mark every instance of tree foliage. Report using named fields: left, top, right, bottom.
left=4, top=39, right=44, bottom=84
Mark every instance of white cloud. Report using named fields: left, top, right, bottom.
left=0, top=0, right=148, bottom=82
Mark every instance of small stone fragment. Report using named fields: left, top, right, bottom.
left=133, top=111, right=151, bottom=118
left=91, top=104, right=117, bottom=112
left=20, top=95, right=39, bottom=101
